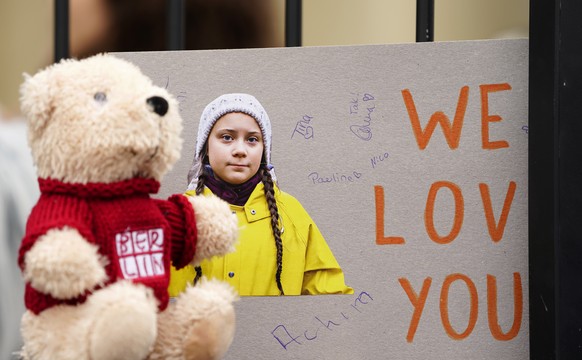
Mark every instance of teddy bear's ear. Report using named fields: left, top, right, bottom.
left=20, top=68, right=53, bottom=135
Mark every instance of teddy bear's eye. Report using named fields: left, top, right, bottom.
left=94, top=92, right=107, bottom=103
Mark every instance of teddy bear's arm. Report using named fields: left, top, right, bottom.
left=159, top=194, right=238, bottom=268
left=22, top=226, right=108, bottom=299
left=184, top=195, right=238, bottom=265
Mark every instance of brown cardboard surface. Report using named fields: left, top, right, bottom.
left=118, top=39, right=528, bottom=359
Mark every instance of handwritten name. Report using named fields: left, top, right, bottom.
left=349, top=92, right=376, bottom=141
left=371, top=152, right=389, bottom=169
left=292, top=115, right=315, bottom=140
left=271, top=291, right=374, bottom=350
left=308, top=171, right=363, bottom=184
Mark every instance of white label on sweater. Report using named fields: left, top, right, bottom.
left=116, top=228, right=165, bottom=279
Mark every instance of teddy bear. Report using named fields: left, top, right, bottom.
left=17, top=54, right=239, bottom=360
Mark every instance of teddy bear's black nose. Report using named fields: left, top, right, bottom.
left=147, top=96, right=169, bottom=116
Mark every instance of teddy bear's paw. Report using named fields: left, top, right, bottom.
left=23, top=226, right=108, bottom=299
left=87, top=282, right=158, bottom=360
left=182, top=308, right=236, bottom=360
left=20, top=308, right=92, bottom=360
left=180, top=279, right=238, bottom=360
left=20, top=282, right=158, bottom=360
left=187, top=195, right=238, bottom=264
left=152, top=279, right=238, bottom=360
left=180, top=278, right=239, bottom=312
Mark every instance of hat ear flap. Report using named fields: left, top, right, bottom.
left=20, top=68, right=53, bottom=137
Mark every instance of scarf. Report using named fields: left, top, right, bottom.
left=204, top=171, right=262, bottom=206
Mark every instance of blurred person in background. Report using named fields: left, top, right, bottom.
left=0, top=110, right=40, bottom=360
left=70, top=0, right=278, bottom=58
left=0, top=0, right=279, bottom=358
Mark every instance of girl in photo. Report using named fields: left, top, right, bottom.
left=169, top=93, right=352, bottom=296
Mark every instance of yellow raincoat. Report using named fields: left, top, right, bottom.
left=169, top=183, right=353, bottom=296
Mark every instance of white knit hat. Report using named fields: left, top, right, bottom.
left=187, top=93, right=274, bottom=190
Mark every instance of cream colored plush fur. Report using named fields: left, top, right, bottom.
left=21, top=282, right=158, bottom=360
left=21, top=54, right=182, bottom=184
left=19, top=54, right=239, bottom=360
left=23, top=226, right=107, bottom=299
left=188, top=196, right=239, bottom=265
left=150, top=279, right=238, bottom=360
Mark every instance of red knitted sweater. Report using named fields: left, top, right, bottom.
left=19, top=178, right=198, bottom=314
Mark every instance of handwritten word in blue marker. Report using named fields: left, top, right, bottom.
left=271, top=291, right=374, bottom=350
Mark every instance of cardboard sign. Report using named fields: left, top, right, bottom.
left=118, top=38, right=528, bottom=359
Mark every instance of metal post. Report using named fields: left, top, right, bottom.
left=285, top=0, right=302, bottom=47
left=416, top=0, right=434, bottom=42
left=167, top=0, right=185, bottom=50
left=529, top=0, right=582, bottom=358
left=54, top=0, right=69, bottom=62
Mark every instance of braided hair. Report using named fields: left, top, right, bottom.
left=192, top=161, right=284, bottom=295
left=261, top=167, right=284, bottom=295
left=192, top=147, right=208, bottom=285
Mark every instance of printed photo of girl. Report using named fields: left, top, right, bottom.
left=169, top=93, right=353, bottom=296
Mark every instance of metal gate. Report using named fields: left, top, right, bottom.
left=52, top=1, right=582, bottom=358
